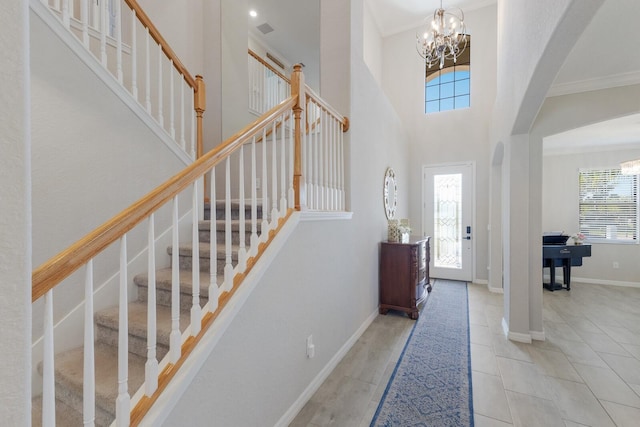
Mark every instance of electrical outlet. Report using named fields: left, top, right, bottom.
left=306, top=335, right=315, bottom=359
left=613, top=262, right=619, bottom=269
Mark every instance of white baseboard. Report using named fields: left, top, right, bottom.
left=502, top=318, right=532, bottom=343
left=530, top=330, right=546, bottom=341
left=274, top=308, right=378, bottom=427
left=473, top=278, right=488, bottom=285
left=488, top=286, right=504, bottom=294
left=542, top=275, right=640, bottom=289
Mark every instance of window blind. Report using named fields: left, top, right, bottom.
left=578, top=168, right=638, bottom=242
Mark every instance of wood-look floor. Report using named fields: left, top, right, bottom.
left=290, top=281, right=640, bottom=427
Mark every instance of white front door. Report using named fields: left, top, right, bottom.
left=423, top=163, right=474, bottom=281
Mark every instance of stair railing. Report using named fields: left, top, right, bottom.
left=39, top=0, right=205, bottom=159
left=32, top=65, right=348, bottom=426
left=248, top=49, right=291, bottom=116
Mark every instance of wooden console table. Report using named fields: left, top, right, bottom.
left=379, top=236, right=431, bottom=320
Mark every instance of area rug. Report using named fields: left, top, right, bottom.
left=370, top=280, right=474, bottom=427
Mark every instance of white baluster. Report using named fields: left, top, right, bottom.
left=208, top=167, right=219, bottom=312
left=261, top=128, right=269, bottom=241
left=91, top=0, right=98, bottom=29
left=191, top=182, right=201, bottom=336
left=83, top=261, right=96, bottom=426
left=145, top=28, right=151, bottom=113
left=100, top=0, right=107, bottom=66
left=323, top=109, right=329, bottom=210
left=145, top=215, right=158, bottom=396
left=190, top=90, right=196, bottom=159
left=180, top=78, right=186, bottom=150
left=131, top=10, right=138, bottom=101
left=81, top=0, right=89, bottom=47
left=170, top=196, right=181, bottom=363
left=270, top=121, right=279, bottom=225
left=62, top=0, right=70, bottom=28
left=306, top=104, right=314, bottom=210
left=42, top=290, right=55, bottom=427
left=289, top=109, right=295, bottom=209
left=329, top=117, right=336, bottom=211
left=316, top=110, right=324, bottom=209
left=224, top=157, right=233, bottom=293
left=115, top=0, right=122, bottom=83
left=53, top=0, right=60, bottom=10
left=170, top=62, right=176, bottom=138
left=116, top=235, right=130, bottom=427
left=313, top=105, right=320, bottom=209
left=340, top=121, right=345, bottom=210
left=250, top=137, right=259, bottom=256
left=237, top=146, right=247, bottom=271
left=280, top=112, right=287, bottom=215
left=158, top=44, right=164, bottom=128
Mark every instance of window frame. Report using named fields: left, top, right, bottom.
left=424, top=36, right=471, bottom=114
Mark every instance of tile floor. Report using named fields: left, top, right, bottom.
left=290, top=280, right=640, bottom=427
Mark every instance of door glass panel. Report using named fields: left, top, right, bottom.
left=433, top=173, right=462, bottom=269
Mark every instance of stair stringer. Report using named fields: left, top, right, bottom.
left=134, top=211, right=301, bottom=426
left=29, top=0, right=193, bottom=166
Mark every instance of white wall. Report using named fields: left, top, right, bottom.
left=0, top=0, right=31, bottom=423
left=138, top=0, right=223, bottom=153
left=362, top=0, right=382, bottom=86
left=381, top=4, right=497, bottom=283
left=137, top=0, right=205, bottom=74
left=164, top=0, right=411, bottom=423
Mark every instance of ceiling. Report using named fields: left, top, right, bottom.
left=367, top=0, right=496, bottom=37
left=248, top=0, right=640, bottom=152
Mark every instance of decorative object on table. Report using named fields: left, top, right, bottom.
left=383, top=167, right=397, bottom=220
left=416, top=0, right=468, bottom=69
left=388, top=219, right=400, bottom=242
left=570, top=232, right=585, bottom=245
left=398, top=219, right=411, bottom=243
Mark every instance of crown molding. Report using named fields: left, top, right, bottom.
left=548, top=71, right=640, bottom=98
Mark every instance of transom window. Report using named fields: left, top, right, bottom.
left=425, top=37, right=470, bottom=114
left=578, top=168, right=639, bottom=243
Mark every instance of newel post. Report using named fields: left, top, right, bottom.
left=194, top=75, right=206, bottom=159
left=291, top=64, right=306, bottom=210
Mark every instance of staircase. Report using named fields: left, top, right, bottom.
left=33, top=201, right=262, bottom=426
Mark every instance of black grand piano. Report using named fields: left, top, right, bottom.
left=543, top=234, right=591, bottom=291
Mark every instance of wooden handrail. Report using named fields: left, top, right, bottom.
left=248, top=49, right=290, bottom=84
left=305, top=86, right=350, bottom=132
left=123, top=0, right=196, bottom=89
left=32, top=96, right=296, bottom=303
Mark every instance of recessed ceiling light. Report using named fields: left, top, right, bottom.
left=249, top=10, right=258, bottom=18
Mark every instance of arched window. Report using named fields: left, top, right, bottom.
left=424, top=37, right=470, bottom=113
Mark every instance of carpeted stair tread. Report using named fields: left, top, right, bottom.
left=46, top=342, right=146, bottom=422
left=198, top=219, right=263, bottom=231
left=95, top=301, right=190, bottom=348
left=32, top=395, right=84, bottom=427
left=168, top=242, right=241, bottom=259
left=133, top=268, right=223, bottom=296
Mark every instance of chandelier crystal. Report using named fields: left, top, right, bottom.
left=416, top=1, right=467, bottom=69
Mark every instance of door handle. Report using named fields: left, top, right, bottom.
left=465, top=225, right=471, bottom=240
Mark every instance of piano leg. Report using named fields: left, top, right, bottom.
left=564, top=263, right=571, bottom=291
left=544, top=260, right=566, bottom=291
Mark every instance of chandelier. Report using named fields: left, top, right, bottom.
left=416, top=1, right=468, bottom=69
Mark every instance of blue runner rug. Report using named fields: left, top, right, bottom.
left=370, top=280, right=474, bottom=427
